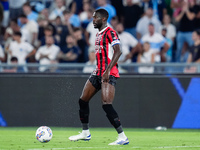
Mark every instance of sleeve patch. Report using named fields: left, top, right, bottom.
left=111, top=39, right=120, bottom=46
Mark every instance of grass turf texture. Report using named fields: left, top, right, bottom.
left=0, top=127, right=200, bottom=150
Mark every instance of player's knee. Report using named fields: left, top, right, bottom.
left=79, top=99, right=89, bottom=108
left=102, top=97, right=113, bottom=104
left=102, top=100, right=112, bottom=105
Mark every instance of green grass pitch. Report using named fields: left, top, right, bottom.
left=0, top=127, right=200, bottom=150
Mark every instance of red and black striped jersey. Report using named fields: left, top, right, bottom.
left=93, top=26, right=120, bottom=78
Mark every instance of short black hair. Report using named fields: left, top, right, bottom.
left=14, top=31, right=22, bottom=37
left=95, top=8, right=109, bottom=20
left=19, top=14, right=27, bottom=18
left=11, top=57, right=18, bottom=62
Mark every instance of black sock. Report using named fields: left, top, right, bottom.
left=79, top=99, right=89, bottom=130
left=102, top=104, right=123, bottom=134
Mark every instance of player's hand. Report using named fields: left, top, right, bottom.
left=102, top=71, right=110, bottom=83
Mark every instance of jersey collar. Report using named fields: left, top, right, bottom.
left=98, top=26, right=108, bottom=34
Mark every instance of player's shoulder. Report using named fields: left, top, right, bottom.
left=106, top=26, right=116, bottom=32
left=106, top=27, right=118, bottom=36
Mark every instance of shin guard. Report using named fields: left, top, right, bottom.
left=79, top=99, right=89, bottom=124
left=102, top=104, right=121, bottom=129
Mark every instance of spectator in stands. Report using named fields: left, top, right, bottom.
left=4, top=19, right=30, bottom=63
left=9, top=0, right=26, bottom=20
left=184, top=30, right=200, bottom=73
left=96, top=0, right=116, bottom=23
left=40, top=8, right=50, bottom=21
left=37, top=15, right=56, bottom=42
left=63, top=9, right=80, bottom=28
left=35, top=36, right=60, bottom=72
left=19, top=14, right=38, bottom=47
left=161, top=27, right=173, bottom=62
left=123, top=0, right=143, bottom=37
left=22, top=2, right=38, bottom=22
left=7, top=32, right=36, bottom=65
left=79, top=2, right=94, bottom=29
left=170, top=0, right=182, bottom=23
left=110, top=16, right=119, bottom=30
left=83, top=50, right=96, bottom=73
left=49, top=0, right=66, bottom=21
left=3, top=57, right=25, bottom=73
left=54, top=16, right=70, bottom=48
left=160, top=14, right=176, bottom=43
left=140, top=23, right=169, bottom=62
left=175, top=0, right=196, bottom=62
left=5, top=19, right=29, bottom=42
left=149, top=0, right=167, bottom=22
left=0, top=45, right=5, bottom=63
left=57, top=35, right=80, bottom=63
left=137, top=42, right=155, bottom=73
left=73, top=28, right=88, bottom=62
left=1, top=0, right=9, bottom=28
left=79, top=2, right=91, bottom=23
left=187, top=30, right=200, bottom=63
left=159, top=14, right=176, bottom=61
left=115, top=23, right=139, bottom=63
left=136, top=7, right=161, bottom=40
left=40, top=25, right=58, bottom=46
left=141, top=0, right=152, bottom=12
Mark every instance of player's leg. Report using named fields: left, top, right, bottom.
left=79, top=79, right=97, bottom=130
left=69, top=77, right=98, bottom=141
left=101, top=76, right=129, bottom=145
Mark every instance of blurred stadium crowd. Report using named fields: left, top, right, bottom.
left=0, top=0, right=200, bottom=73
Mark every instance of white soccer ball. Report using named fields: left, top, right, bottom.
left=35, top=126, right=53, bottom=143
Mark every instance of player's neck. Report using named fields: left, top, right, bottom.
left=98, top=24, right=107, bottom=32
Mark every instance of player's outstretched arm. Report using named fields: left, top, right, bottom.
left=102, top=44, right=122, bottom=83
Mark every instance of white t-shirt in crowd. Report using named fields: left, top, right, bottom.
left=9, top=41, right=34, bottom=64
left=138, top=50, right=155, bottom=73
left=35, top=44, right=60, bottom=72
left=136, top=16, right=161, bottom=37
left=141, top=32, right=166, bottom=62
left=118, top=31, right=138, bottom=63
left=0, top=45, right=5, bottom=62
left=22, top=20, right=38, bottom=43
left=79, top=12, right=88, bottom=22
left=159, top=24, right=176, bottom=40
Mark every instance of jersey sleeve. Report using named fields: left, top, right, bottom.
left=107, top=29, right=120, bottom=47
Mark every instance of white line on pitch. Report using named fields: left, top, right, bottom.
left=132, top=145, right=200, bottom=149
left=27, top=145, right=200, bottom=150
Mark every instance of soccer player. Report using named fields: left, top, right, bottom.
left=68, top=8, right=129, bottom=145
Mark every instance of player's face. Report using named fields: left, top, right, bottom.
left=93, top=12, right=103, bottom=29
